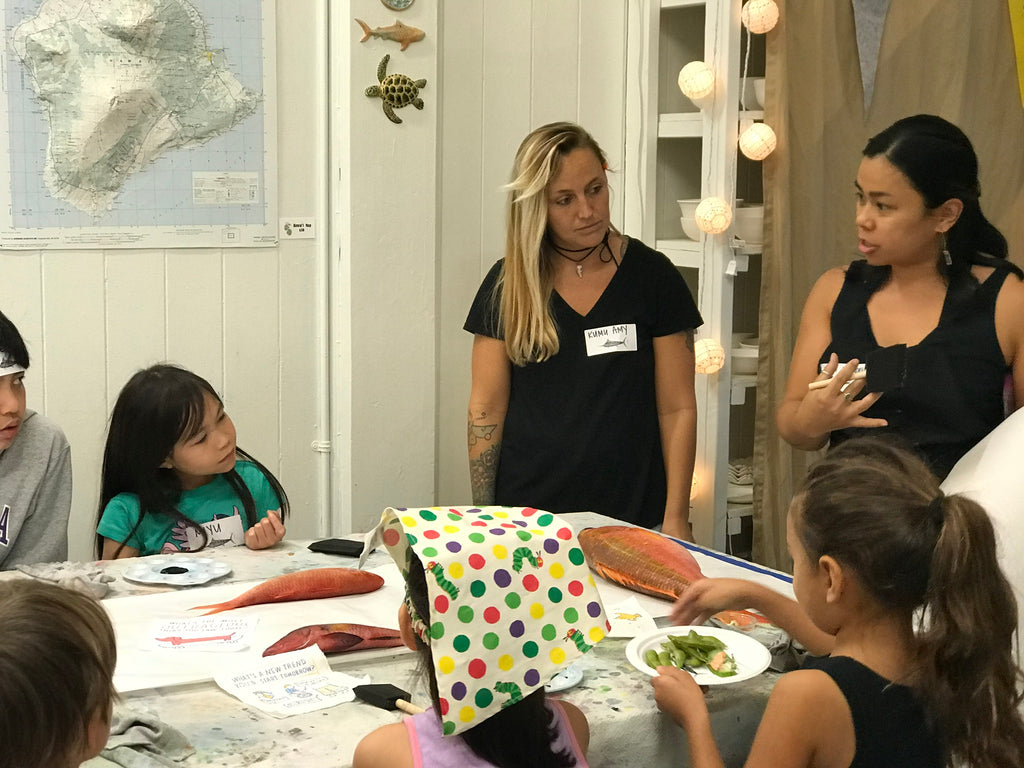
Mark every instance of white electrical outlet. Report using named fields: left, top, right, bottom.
left=279, top=217, right=316, bottom=239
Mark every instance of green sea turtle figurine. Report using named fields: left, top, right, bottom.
left=365, top=54, right=426, bottom=124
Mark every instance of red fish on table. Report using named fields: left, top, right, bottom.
left=263, top=623, right=404, bottom=657
left=578, top=525, right=704, bottom=600
left=190, top=567, right=384, bottom=615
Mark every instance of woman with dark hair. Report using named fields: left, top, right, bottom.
left=777, top=114, right=1024, bottom=478
left=0, top=309, right=71, bottom=569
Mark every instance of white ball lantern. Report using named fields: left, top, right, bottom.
left=741, top=0, right=779, bottom=34
left=677, top=61, right=715, bottom=102
left=695, top=197, right=733, bottom=234
left=739, top=122, right=777, bottom=160
left=694, top=338, right=726, bottom=375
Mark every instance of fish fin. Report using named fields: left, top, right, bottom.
left=355, top=18, right=371, bottom=42
left=593, top=564, right=679, bottom=600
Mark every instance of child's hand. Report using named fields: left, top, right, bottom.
left=671, top=577, right=755, bottom=625
left=245, top=509, right=286, bottom=550
left=651, top=666, right=709, bottom=730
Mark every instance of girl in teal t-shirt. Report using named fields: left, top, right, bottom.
left=96, top=364, right=289, bottom=559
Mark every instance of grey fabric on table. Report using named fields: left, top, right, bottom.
left=15, top=560, right=116, bottom=599
left=82, top=708, right=195, bottom=768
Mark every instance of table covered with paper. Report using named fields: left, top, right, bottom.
left=72, top=512, right=796, bottom=768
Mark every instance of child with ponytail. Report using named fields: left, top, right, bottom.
left=657, top=437, right=1024, bottom=768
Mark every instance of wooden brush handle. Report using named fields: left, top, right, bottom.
left=395, top=699, right=426, bottom=715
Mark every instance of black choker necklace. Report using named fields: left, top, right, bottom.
left=548, top=230, right=613, bottom=278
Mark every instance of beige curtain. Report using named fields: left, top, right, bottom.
left=754, top=0, right=1024, bottom=569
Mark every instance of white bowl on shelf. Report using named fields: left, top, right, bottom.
left=732, top=347, right=758, bottom=375
left=741, top=77, right=764, bottom=110
left=754, top=79, right=765, bottom=108
left=679, top=216, right=701, bottom=241
left=739, top=337, right=759, bottom=349
left=732, top=205, right=764, bottom=245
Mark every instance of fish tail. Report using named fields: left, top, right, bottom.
left=190, top=602, right=231, bottom=615
left=355, top=18, right=372, bottom=42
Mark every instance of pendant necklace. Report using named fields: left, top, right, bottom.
left=549, top=231, right=613, bottom=279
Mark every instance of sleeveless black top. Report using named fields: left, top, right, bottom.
left=802, top=655, right=944, bottom=768
left=823, top=260, right=1010, bottom=478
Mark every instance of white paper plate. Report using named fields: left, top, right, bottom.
left=122, top=557, right=232, bottom=587
left=545, top=662, right=583, bottom=693
left=625, top=625, right=771, bottom=685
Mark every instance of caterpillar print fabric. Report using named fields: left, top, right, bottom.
left=363, top=506, right=609, bottom=736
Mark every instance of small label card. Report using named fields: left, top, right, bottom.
left=214, top=647, right=369, bottom=718
left=146, top=616, right=258, bottom=652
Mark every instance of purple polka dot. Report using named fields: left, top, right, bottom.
left=509, top=620, right=525, bottom=638
left=451, top=682, right=467, bottom=700
left=490, top=528, right=505, bottom=535
left=513, top=520, right=527, bottom=527
left=543, top=538, right=560, bottom=554
left=446, top=541, right=462, bottom=553
left=494, top=569, right=512, bottom=588
left=523, top=669, right=540, bottom=687
left=587, top=601, right=602, bottom=618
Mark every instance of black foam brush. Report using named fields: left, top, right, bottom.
left=353, top=683, right=425, bottom=715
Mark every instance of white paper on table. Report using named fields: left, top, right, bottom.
left=145, top=616, right=258, bottom=652
left=214, top=647, right=369, bottom=718
left=604, top=596, right=658, bottom=638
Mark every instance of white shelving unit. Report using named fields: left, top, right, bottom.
left=625, top=0, right=763, bottom=551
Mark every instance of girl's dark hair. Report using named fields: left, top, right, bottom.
left=794, top=437, right=1024, bottom=768
left=863, top=115, right=1023, bottom=294
left=95, top=364, right=289, bottom=558
left=0, top=310, right=30, bottom=369
left=406, top=555, right=579, bottom=768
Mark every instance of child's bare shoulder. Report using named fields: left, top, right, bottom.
left=352, top=722, right=414, bottom=768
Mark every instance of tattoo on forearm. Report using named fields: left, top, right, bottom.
left=468, top=422, right=497, bottom=447
left=470, top=442, right=500, bottom=506
left=684, top=330, right=695, bottom=353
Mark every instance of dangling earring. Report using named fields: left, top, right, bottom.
left=941, top=233, right=952, bottom=266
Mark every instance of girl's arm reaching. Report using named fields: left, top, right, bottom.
left=671, top=578, right=835, bottom=657
left=245, top=509, right=286, bottom=550
left=100, top=537, right=140, bottom=560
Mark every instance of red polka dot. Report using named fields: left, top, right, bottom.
left=383, top=529, right=400, bottom=546
left=567, top=580, right=584, bottom=596
left=501, top=523, right=515, bottom=529
left=556, top=527, right=573, bottom=540
left=522, top=508, right=537, bottom=517
left=468, top=659, right=487, bottom=679
left=471, top=521, right=487, bottom=527
left=423, top=529, right=440, bottom=539
left=522, top=574, right=539, bottom=592
left=483, top=606, right=501, bottom=624
left=469, top=554, right=486, bottom=569
left=439, top=697, right=450, bottom=715
left=434, top=594, right=450, bottom=614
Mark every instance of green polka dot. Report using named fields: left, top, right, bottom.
left=479, top=514, right=493, bottom=520
left=447, top=512, right=463, bottom=521
left=442, top=721, right=456, bottom=736
left=422, top=546, right=438, bottom=557
left=547, top=587, right=563, bottom=603
left=522, top=641, right=539, bottom=658
left=475, top=688, right=494, bottom=708
left=563, top=607, right=579, bottom=623
left=482, top=632, right=500, bottom=650
left=541, top=624, right=556, bottom=641
left=468, top=532, right=485, bottom=543
left=429, top=622, right=445, bottom=639
left=516, top=530, right=532, bottom=542
left=458, top=606, right=475, bottom=623
left=537, top=513, right=554, bottom=526
left=471, top=580, right=487, bottom=597
left=419, top=510, right=437, bottom=521
left=505, top=592, right=521, bottom=609
left=568, top=547, right=585, bottom=565
left=405, top=533, right=418, bottom=546
left=453, top=634, right=470, bottom=652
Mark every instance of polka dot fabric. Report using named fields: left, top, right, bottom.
left=367, top=506, right=610, bottom=736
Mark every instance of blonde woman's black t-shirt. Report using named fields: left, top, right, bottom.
left=464, top=238, right=702, bottom=527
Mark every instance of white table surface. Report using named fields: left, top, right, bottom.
left=9, top=512, right=795, bottom=767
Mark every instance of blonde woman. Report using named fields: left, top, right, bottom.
left=465, top=122, right=702, bottom=541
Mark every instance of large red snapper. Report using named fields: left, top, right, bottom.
left=578, top=525, right=704, bottom=600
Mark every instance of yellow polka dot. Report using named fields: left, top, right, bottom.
left=587, top=574, right=596, bottom=586
left=438, top=656, right=455, bottom=674
left=443, top=524, right=459, bottom=534
left=530, top=602, right=545, bottom=619
left=498, top=654, right=514, bottom=671
left=549, top=647, right=566, bottom=664
left=548, top=563, right=564, bottom=579
left=530, top=528, right=544, bottom=535
left=492, top=545, right=508, bottom=559
left=588, top=627, right=605, bottom=643
left=493, top=510, right=508, bottom=518
left=459, top=706, right=476, bottom=723
left=448, top=562, right=464, bottom=579
left=401, top=516, right=417, bottom=528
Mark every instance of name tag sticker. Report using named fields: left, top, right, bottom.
left=584, top=324, right=637, bottom=357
